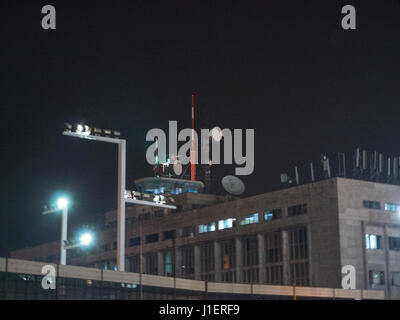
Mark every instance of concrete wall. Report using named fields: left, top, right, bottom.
left=337, top=178, right=400, bottom=299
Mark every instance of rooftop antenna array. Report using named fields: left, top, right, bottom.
left=279, top=147, right=400, bottom=188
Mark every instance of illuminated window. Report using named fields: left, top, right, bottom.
left=264, top=208, right=282, bottom=221
left=199, top=222, right=216, bottom=233
left=164, top=251, right=173, bottom=276
left=365, top=234, right=382, bottom=249
left=240, top=213, right=259, bottom=225
left=218, top=218, right=236, bottom=230
left=384, top=203, right=400, bottom=212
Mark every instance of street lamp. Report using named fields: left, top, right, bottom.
left=42, top=196, right=69, bottom=265
left=64, top=231, right=95, bottom=250
left=62, top=122, right=176, bottom=272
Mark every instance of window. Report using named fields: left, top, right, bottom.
left=289, top=227, right=309, bottom=286
left=113, top=241, right=117, bottom=250
left=154, top=209, right=164, bottom=217
left=218, top=218, right=236, bottom=230
left=385, top=203, right=400, bottom=212
left=363, top=200, right=381, bottom=210
left=265, top=231, right=282, bottom=264
left=100, top=244, right=110, bottom=252
left=389, top=237, right=400, bottom=250
left=163, top=230, right=176, bottom=240
left=264, top=208, right=282, bottom=221
left=240, top=213, right=259, bottom=225
left=365, top=234, right=383, bottom=250
left=145, top=233, right=159, bottom=244
left=164, top=251, right=173, bottom=276
left=288, top=204, right=307, bottom=217
left=265, top=231, right=283, bottom=285
left=393, top=272, right=400, bottom=286
left=243, top=236, right=259, bottom=283
left=369, top=270, right=384, bottom=288
left=181, top=246, right=194, bottom=278
left=200, top=242, right=214, bottom=281
left=181, top=226, right=195, bottom=238
left=101, top=260, right=109, bottom=270
left=220, top=239, right=236, bottom=282
left=145, top=253, right=158, bottom=275
left=129, top=256, right=140, bottom=273
left=199, top=222, right=216, bottom=233
left=129, top=237, right=140, bottom=247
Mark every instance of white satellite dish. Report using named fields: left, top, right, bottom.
left=211, top=126, right=223, bottom=142
left=222, top=175, right=245, bottom=196
left=173, top=160, right=183, bottom=175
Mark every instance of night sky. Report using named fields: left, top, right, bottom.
left=1, top=0, right=400, bottom=257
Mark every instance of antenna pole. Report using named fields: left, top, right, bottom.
left=310, top=162, right=315, bottom=182
left=190, top=93, right=196, bottom=181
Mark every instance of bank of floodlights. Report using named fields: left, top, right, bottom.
left=64, top=122, right=121, bottom=138
left=124, top=190, right=175, bottom=206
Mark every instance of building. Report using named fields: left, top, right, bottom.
left=11, top=177, right=400, bottom=299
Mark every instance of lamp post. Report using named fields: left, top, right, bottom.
left=42, top=197, right=95, bottom=265
left=42, top=197, right=69, bottom=265
left=62, top=123, right=176, bottom=272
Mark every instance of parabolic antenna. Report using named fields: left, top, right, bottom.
left=222, top=175, right=245, bottom=196
left=211, top=126, right=223, bottom=142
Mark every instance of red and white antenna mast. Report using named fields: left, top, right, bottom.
left=190, top=93, right=196, bottom=181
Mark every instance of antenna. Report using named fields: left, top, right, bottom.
left=190, top=93, right=196, bottom=181
left=310, top=162, right=315, bottom=182
left=222, top=175, right=245, bottom=196
left=338, top=152, right=346, bottom=177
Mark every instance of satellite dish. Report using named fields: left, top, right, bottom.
left=211, top=126, right=223, bottom=142
left=222, top=175, right=245, bottom=196
left=173, top=160, right=183, bottom=175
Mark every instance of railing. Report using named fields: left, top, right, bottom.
left=0, top=257, right=384, bottom=300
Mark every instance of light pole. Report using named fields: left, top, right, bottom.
left=62, top=123, right=176, bottom=272
left=43, top=197, right=69, bottom=265
left=42, top=197, right=95, bottom=265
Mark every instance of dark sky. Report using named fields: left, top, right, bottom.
left=1, top=0, right=400, bottom=256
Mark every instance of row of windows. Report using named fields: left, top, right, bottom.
left=363, top=200, right=400, bottom=212
left=199, top=205, right=305, bottom=234
left=132, top=227, right=307, bottom=285
left=365, top=234, right=400, bottom=250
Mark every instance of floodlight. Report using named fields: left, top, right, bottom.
left=56, top=197, right=68, bottom=209
left=93, top=127, right=102, bottom=136
left=64, top=123, right=72, bottom=131
left=82, top=125, right=91, bottom=136
left=79, top=233, right=93, bottom=246
left=76, top=124, right=83, bottom=133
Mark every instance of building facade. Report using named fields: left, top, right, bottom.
left=11, top=177, right=400, bottom=299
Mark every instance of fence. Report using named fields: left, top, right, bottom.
left=0, top=257, right=384, bottom=300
